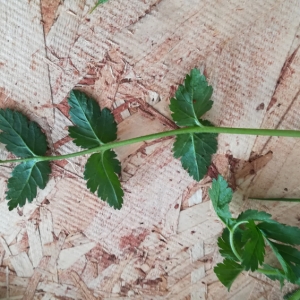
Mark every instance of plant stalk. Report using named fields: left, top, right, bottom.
left=256, top=268, right=285, bottom=277
left=249, top=197, right=300, bottom=202
left=1, top=126, right=300, bottom=164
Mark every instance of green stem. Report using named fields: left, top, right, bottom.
left=1, top=126, right=300, bottom=164
left=256, top=268, right=285, bottom=277
left=250, top=197, right=300, bottom=202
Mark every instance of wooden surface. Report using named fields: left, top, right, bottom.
left=0, top=0, right=300, bottom=299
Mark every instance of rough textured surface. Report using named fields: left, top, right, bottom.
left=0, top=0, right=300, bottom=299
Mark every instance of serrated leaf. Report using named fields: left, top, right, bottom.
left=208, top=175, right=234, bottom=227
left=258, top=221, right=300, bottom=245
left=263, top=264, right=285, bottom=288
left=0, top=109, right=50, bottom=210
left=237, top=209, right=272, bottom=222
left=271, top=242, right=300, bottom=280
left=241, top=221, right=265, bottom=271
left=289, top=264, right=300, bottom=285
left=170, top=68, right=213, bottom=127
left=274, top=243, right=300, bottom=265
left=214, top=259, right=244, bottom=291
left=218, top=228, right=244, bottom=261
left=68, top=90, right=117, bottom=149
left=173, top=128, right=217, bottom=181
left=0, top=109, right=48, bottom=158
left=84, top=151, right=123, bottom=209
left=264, top=237, right=296, bottom=283
left=6, top=161, right=51, bottom=210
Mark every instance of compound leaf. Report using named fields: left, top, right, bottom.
left=0, top=109, right=48, bottom=158
left=241, top=220, right=265, bottom=271
left=173, top=127, right=217, bottom=181
left=68, top=90, right=117, bottom=149
left=6, top=161, right=51, bottom=210
left=271, top=243, right=300, bottom=284
left=170, top=68, right=213, bottom=127
left=84, top=150, right=123, bottom=209
left=0, top=109, right=50, bottom=210
left=69, top=90, right=123, bottom=209
left=237, top=209, right=272, bottom=222
left=214, top=259, right=244, bottom=291
left=170, top=69, right=217, bottom=182
left=208, top=175, right=233, bottom=227
left=258, top=221, right=300, bottom=245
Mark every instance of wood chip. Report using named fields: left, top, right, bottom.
left=26, top=221, right=43, bottom=268
left=10, top=253, right=34, bottom=278
left=22, top=257, right=50, bottom=300
left=71, top=271, right=99, bottom=300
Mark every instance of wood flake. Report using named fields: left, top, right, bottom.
left=57, top=242, right=96, bottom=270
left=10, top=253, right=34, bottom=278
left=26, top=220, right=43, bottom=268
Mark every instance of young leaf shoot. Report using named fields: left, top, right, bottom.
left=210, top=175, right=300, bottom=291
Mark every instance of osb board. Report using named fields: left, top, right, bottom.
left=0, top=0, right=299, bottom=299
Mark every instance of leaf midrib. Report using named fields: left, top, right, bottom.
left=12, top=162, right=35, bottom=200
left=178, top=88, right=201, bottom=126
left=101, top=151, right=119, bottom=207
left=243, top=232, right=260, bottom=268
left=0, top=114, right=37, bottom=157
left=76, top=99, right=104, bottom=146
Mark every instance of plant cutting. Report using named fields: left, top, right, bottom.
left=1, top=68, right=300, bottom=293
left=0, top=68, right=300, bottom=211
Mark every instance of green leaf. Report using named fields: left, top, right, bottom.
left=264, top=238, right=296, bottom=283
left=170, top=69, right=218, bottom=182
left=69, top=90, right=123, bottom=209
left=170, top=68, right=213, bottom=127
left=258, top=221, right=300, bottom=245
left=6, top=161, right=51, bottom=210
left=262, top=264, right=285, bottom=288
left=218, top=228, right=244, bottom=261
left=272, top=243, right=300, bottom=266
left=284, top=289, right=300, bottom=300
left=0, top=109, right=50, bottom=210
left=0, top=109, right=48, bottom=158
left=173, top=128, right=217, bottom=181
left=214, top=259, right=244, bottom=291
left=68, top=90, right=117, bottom=149
left=237, top=209, right=272, bottom=222
left=271, top=243, right=300, bottom=284
left=208, top=175, right=233, bottom=226
left=84, top=150, right=123, bottom=209
left=241, top=221, right=265, bottom=271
